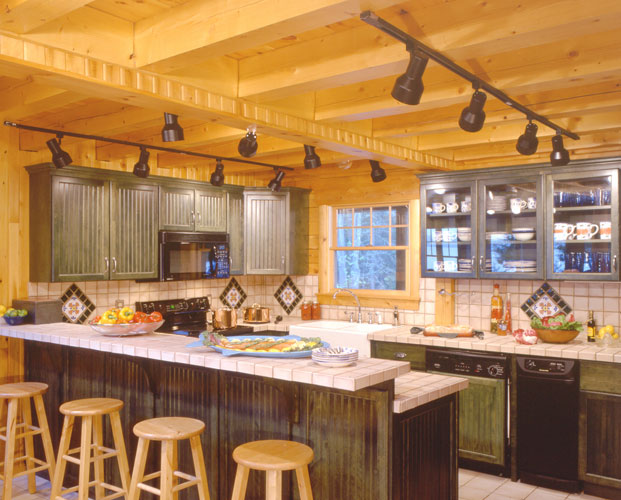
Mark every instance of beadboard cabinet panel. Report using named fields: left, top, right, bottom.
left=227, top=188, right=244, bottom=275
left=159, top=186, right=195, bottom=231
left=195, top=189, right=227, bottom=232
left=160, top=185, right=228, bottom=232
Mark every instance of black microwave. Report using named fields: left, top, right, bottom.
left=159, top=231, right=230, bottom=281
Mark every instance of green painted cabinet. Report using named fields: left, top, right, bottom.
left=159, top=184, right=227, bottom=232
left=27, top=164, right=159, bottom=282
left=371, top=341, right=426, bottom=371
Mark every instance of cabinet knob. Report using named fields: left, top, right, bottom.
left=394, top=352, right=407, bottom=359
left=104, top=257, right=109, bottom=273
left=197, top=212, right=201, bottom=223
left=191, top=210, right=195, bottom=222
left=111, top=257, right=117, bottom=273
left=614, top=255, right=618, bottom=272
left=479, top=256, right=485, bottom=270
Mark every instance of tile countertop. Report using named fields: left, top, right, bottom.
left=368, top=326, right=621, bottom=363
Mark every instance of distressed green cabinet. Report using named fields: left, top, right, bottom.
left=159, top=184, right=227, bottom=232
left=27, top=164, right=159, bottom=282
left=371, top=341, right=426, bottom=371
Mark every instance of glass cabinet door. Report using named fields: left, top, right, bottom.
left=421, top=182, right=476, bottom=277
left=479, top=176, right=543, bottom=279
left=546, top=170, right=619, bottom=280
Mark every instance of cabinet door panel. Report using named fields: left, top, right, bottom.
left=195, top=189, right=227, bottom=232
left=160, top=186, right=194, bottom=230
left=227, top=191, right=244, bottom=274
left=244, top=194, right=287, bottom=274
left=52, top=176, right=109, bottom=281
left=110, top=182, right=159, bottom=280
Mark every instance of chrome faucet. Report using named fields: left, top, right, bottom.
left=333, top=288, right=362, bottom=323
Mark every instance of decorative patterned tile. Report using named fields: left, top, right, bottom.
left=520, top=282, right=572, bottom=320
left=60, top=284, right=95, bottom=324
left=219, top=277, right=247, bottom=309
left=274, top=276, right=303, bottom=315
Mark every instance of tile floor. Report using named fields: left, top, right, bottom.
left=459, top=469, right=608, bottom=500
left=1, top=469, right=612, bottom=500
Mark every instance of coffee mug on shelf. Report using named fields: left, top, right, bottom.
left=444, top=260, right=458, bottom=272
left=460, top=200, right=472, bottom=213
left=576, top=222, right=599, bottom=240
left=442, top=227, right=458, bottom=242
left=600, top=221, right=612, bottom=240
left=446, top=202, right=459, bottom=213
left=554, top=222, right=575, bottom=241
left=510, top=198, right=527, bottom=214
left=527, top=197, right=536, bottom=210
left=432, top=202, right=446, bottom=214
left=433, top=261, right=445, bottom=272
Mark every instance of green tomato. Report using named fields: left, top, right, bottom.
left=17, top=309, right=28, bottom=317
left=7, top=309, right=18, bottom=317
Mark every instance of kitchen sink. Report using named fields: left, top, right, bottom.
left=289, top=320, right=394, bottom=357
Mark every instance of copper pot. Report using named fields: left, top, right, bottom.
left=244, top=303, right=270, bottom=323
left=207, top=307, right=237, bottom=330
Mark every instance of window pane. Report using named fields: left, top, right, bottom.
left=374, top=227, right=390, bottom=246
left=337, top=228, right=352, bottom=247
left=391, top=227, right=408, bottom=246
left=392, top=206, right=408, bottom=225
left=373, top=207, right=390, bottom=226
left=353, top=227, right=371, bottom=246
left=354, top=208, right=370, bottom=226
left=335, top=250, right=406, bottom=290
left=336, top=209, right=352, bottom=227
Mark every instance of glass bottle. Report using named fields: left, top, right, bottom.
left=504, top=292, right=512, bottom=335
left=301, top=301, right=312, bottom=321
left=490, top=284, right=503, bottom=333
left=587, top=310, right=596, bottom=342
left=311, top=300, right=321, bottom=320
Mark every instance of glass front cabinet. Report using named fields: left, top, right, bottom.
left=419, top=158, right=620, bottom=280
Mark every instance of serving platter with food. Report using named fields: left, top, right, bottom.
left=187, top=332, right=326, bottom=357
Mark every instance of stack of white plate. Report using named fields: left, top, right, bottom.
left=458, top=258, right=473, bottom=271
left=487, top=195, right=508, bottom=211
left=504, top=260, right=537, bottom=272
left=486, top=231, right=510, bottom=240
left=312, top=346, right=359, bottom=367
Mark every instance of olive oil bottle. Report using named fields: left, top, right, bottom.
left=587, top=310, right=596, bottom=342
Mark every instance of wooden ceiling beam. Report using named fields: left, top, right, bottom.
left=0, top=32, right=453, bottom=171
left=133, top=0, right=406, bottom=73
left=0, top=0, right=92, bottom=33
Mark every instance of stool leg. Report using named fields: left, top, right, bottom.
left=51, top=415, right=75, bottom=500
left=2, top=398, right=18, bottom=500
left=160, top=439, right=174, bottom=500
left=109, top=411, right=130, bottom=495
left=33, top=394, right=56, bottom=483
left=21, top=397, right=37, bottom=493
left=128, top=437, right=149, bottom=500
left=92, top=415, right=105, bottom=500
left=230, top=464, right=249, bottom=500
left=171, top=438, right=178, bottom=500
left=189, top=435, right=210, bottom=500
left=265, top=470, right=282, bottom=500
left=78, top=416, right=93, bottom=500
left=295, top=466, right=314, bottom=500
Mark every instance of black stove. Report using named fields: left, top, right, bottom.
left=135, top=297, right=254, bottom=338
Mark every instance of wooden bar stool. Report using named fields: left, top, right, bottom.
left=231, top=440, right=314, bottom=500
left=50, top=398, right=130, bottom=500
left=128, top=417, right=210, bottom=500
left=0, top=382, right=56, bottom=500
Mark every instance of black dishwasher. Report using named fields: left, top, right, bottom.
left=516, top=356, right=579, bottom=493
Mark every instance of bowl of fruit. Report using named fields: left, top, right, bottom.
left=89, top=307, right=164, bottom=336
left=3, top=307, right=29, bottom=326
left=530, top=313, right=582, bottom=344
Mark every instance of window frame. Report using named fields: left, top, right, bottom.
left=317, top=200, right=420, bottom=309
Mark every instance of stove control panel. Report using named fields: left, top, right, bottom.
left=426, top=349, right=509, bottom=379
left=518, top=357, right=576, bottom=377
left=136, top=296, right=211, bottom=315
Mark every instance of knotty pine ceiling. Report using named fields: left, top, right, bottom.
left=1, top=0, right=620, bottom=176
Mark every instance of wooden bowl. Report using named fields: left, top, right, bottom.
left=534, top=328, right=579, bottom=344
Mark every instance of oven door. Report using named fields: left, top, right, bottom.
left=159, top=231, right=229, bottom=281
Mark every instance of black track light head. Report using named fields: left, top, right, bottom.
left=516, top=121, right=539, bottom=155
left=161, top=113, right=184, bottom=142
left=550, top=133, right=570, bottom=166
left=303, top=145, right=321, bottom=169
left=238, top=129, right=258, bottom=158
left=391, top=50, right=428, bottom=105
left=46, top=137, right=72, bottom=169
left=133, top=148, right=150, bottom=178
left=210, top=159, right=225, bottom=186
left=370, top=160, right=387, bottom=183
left=459, top=90, right=487, bottom=132
left=268, top=170, right=285, bottom=192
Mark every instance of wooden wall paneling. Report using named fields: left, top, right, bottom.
left=435, top=278, right=455, bottom=325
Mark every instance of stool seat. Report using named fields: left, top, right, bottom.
left=233, top=440, right=314, bottom=471
left=0, top=382, right=48, bottom=399
left=133, top=417, right=205, bottom=441
left=59, top=397, right=124, bottom=416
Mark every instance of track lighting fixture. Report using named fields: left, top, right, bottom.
left=46, top=136, right=72, bottom=169
left=210, top=159, right=225, bottom=186
left=161, top=113, right=184, bottom=142
left=550, top=132, right=570, bottom=166
left=459, top=90, right=487, bottom=133
left=369, top=160, right=386, bottom=183
left=391, top=49, right=428, bottom=105
left=268, top=170, right=285, bottom=192
left=133, top=148, right=150, bottom=178
left=238, top=128, right=258, bottom=158
left=516, top=121, right=539, bottom=156
left=303, top=145, right=321, bottom=169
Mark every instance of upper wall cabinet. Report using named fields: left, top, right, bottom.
left=419, top=157, right=621, bottom=280
left=27, top=164, right=159, bottom=282
left=227, top=187, right=245, bottom=275
left=159, top=184, right=227, bottom=232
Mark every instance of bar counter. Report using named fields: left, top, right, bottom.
left=1, top=323, right=467, bottom=500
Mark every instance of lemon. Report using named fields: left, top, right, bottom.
left=0, top=305, right=6, bottom=316
left=604, top=325, right=615, bottom=334
left=598, top=327, right=607, bottom=339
